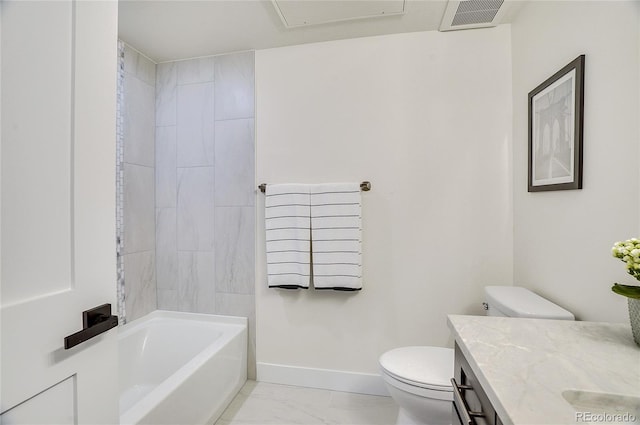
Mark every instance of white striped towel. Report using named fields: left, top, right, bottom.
left=310, top=183, right=362, bottom=291
left=265, top=184, right=311, bottom=289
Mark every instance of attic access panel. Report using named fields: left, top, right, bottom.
left=272, top=0, right=406, bottom=28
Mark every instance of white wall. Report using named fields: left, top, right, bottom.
left=255, top=26, right=513, bottom=379
left=511, top=1, right=640, bottom=322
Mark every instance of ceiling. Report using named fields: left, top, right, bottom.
left=118, top=0, right=524, bottom=63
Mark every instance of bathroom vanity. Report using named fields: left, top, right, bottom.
left=452, top=343, right=503, bottom=425
left=448, top=315, right=640, bottom=425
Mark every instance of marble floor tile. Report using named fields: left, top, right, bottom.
left=215, top=381, right=398, bottom=425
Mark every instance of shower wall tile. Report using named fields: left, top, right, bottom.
left=214, top=119, right=255, bottom=207
left=124, top=250, right=157, bottom=322
left=156, top=126, right=177, bottom=208
left=215, top=292, right=256, bottom=379
left=177, top=82, right=215, bottom=166
left=117, top=41, right=126, bottom=323
left=124, top=164, right=155, bottom=254
left=177, top=57, right=215, bottom=85
left=157, top=289, right=178, bottom=311
left=155, top=52, right=255, bottom=374
left=214, top=207, right=255, bottom=294
left=214, top=51, right=255, bottom=120
left=124, top=44, right=156, bottom=86
left=123, top=74, right=155, bottom=167
left=178, top=251, right=216, bottom=313
left=215, top=293, right=254, bottom=320
left=156, top=207, right=177, bottom=290
left=156, top=62, right=177, bottom=126
left=120, top=40, right=157, bottom=323
left=177, top=167, right=214, bottom=251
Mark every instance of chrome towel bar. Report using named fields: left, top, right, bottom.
left=259, top=181, right=371, bottom=193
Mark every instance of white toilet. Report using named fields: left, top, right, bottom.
left=379, top=286, right=574, bottom=425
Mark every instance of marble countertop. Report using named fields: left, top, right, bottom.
left=447, top=315, right=640, bottom=425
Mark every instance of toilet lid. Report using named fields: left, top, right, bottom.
left=379, top=346, right=453, bottom=389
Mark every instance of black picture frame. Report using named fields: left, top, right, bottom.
left=528, top=55, right=585, bottom=192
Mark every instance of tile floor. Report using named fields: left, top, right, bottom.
left=215, top=381, right=399, bottom=425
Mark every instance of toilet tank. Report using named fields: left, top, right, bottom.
left=484, top=286, right=575, bottom=320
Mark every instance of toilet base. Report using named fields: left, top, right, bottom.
left=380, top=346, right=454, bottom=425
left=385, top=375, right=452, bottom=425
left=397, top=408, right=420, bottom=425
left=385, top=381, right=451, bottom=425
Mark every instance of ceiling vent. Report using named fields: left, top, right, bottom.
left=272, top=0, right=406, bottom=28
left=439, top=0, right=507, bottom=31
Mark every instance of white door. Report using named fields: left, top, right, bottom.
left=1, top=1, right=119, bottom=423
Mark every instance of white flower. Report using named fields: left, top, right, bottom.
left=612, top=238, right=640, bottom=283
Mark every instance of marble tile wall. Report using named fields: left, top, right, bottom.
left=116, top=41, right=125, bottom=324
left=155, top=51, right=256, bottom=378
left=122, top=43, right=157, bottom=322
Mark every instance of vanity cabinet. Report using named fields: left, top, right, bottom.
left=451, top=343, right=503, bottom=425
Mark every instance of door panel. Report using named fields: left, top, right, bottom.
left=1, top=0, right=73, bottom=306
left=1, top=1, right=119, bottom=423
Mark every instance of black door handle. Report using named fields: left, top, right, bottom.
left=64, top=303, right=118, bottom=349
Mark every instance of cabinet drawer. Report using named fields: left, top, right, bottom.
left=452, top=343, right=498, bottom=425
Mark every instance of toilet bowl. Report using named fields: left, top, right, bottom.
left=379, top=346, right=453, bottom=425
left=379, top=286, right=574, bottom=425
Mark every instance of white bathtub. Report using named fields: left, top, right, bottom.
left=118, top=310, right=247, bottom=425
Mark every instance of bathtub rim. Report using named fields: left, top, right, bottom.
left=119, top=310, right=248, bottom=424
left=119, top=309, right=248, bottom=337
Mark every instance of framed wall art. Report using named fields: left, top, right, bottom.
left=528, top=55, right=585, bottom=192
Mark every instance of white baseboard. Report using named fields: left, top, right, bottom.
left=256, top=362, right=389, bottom=396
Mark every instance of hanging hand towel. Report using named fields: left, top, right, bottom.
left=310, top=183, right=362, bottom=290
left=265, top=184, right=311, bottom=289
